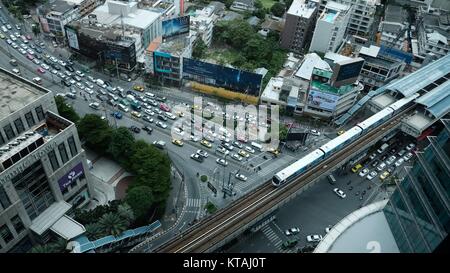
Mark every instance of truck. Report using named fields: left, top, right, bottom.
left=377, top=143, right=390, bottom=154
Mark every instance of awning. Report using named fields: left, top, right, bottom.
left=30, top=201, right=71, bottom=236
left=50, top=215, right=86, bottom=241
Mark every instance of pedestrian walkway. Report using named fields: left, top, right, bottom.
left=186, top=198, right=202, bottom=208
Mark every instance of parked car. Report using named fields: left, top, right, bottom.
left=129, top=126, right=140, bottom=133
left=306, top=235, right=323, bottom=242
left=358, top=168, right=369, bottom=177
left=285, top=227, right=300, bottom=236
left=367, top=171, right=378, bottom=180
left=216, top=158, right=228, bottom=166
left=190, top=153, right=203, bottom=163
left=281, top=239, right=298, bottom=250
left=333, top=188, right=346, bottom=198
left=235, top=173, right=247, bottom=181
left=394, top=158, right=405, bottom=167
left=196, top=150, right=208, bottom=158
left=406, top=143, right=416, bottom=151
left=376, top=162, right=387, bottom=171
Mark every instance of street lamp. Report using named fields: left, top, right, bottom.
left=222, top=154, right=229, bottom=199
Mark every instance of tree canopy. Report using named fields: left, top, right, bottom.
left=107, top=127, right=135, bottom=165
left=271, top=3, right=286, bottom=17
left=125, top=186, right=154, bottom=220
left=55, top=96, right=80, bottom=124
left=77, top=114, right=112, bottom=153
left=192, top=38, right=208, bottom=60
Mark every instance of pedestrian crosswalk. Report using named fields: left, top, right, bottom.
left=186, top=198, right=202, bottom=208
left=261, top=225, right=295, bottom=253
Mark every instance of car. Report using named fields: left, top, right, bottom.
left=131, top=111, right=142, bottom=118
left=325, top=226, right=332, bottom=233
left=359, top=168, right=369, bottom=177
left=351, top=164, right=363, bottom=173
left=216, top=158, right=228, bottom=166
left=110, top=111, right=122, bottom=119
left=190, top=135, right=200, bottom=142
left=15, top=24, right=21, bottom=30
left=133, top=85, right=144, bottom=92
left=142, top=115, right=154, bottom=123
left=26, top=35, right=32, bottom=40
left=231, top=153, right=243, bottom=161
left=367, top=171, right=377, bottom=180
left=238, top=150, right=249, bottom=158
left=6, top=24, right=11, bottom=30
left=381, top=154, right=388, bottom=161
left=306, top=235, right=323, bottom=242
left=76, top=70, right=85, bottom=77
left=27, top=49, right=34, bottom=55
left=403, top=152, right=414, bottom=161
left=337, top=130, right=345, bottom=135
left=58, top=60, right=67, bottom=66
left=281, top=239, right=298, bottom=250
left=142, top=126, right=153, bottom=134
left=232, top=141, right=243, bottom=149
left=244, top=146, right=255, bottom=154
left=397, top=149, right=407, bottom=157
left=6, top=39, right=12, bottom=44
left=406, top=143, right=416, bottom=151
left=89, top=102, right=100, bottom=110
left=155, top=121, right=167, bottom=129
left=129, top=126, right=141, bottom=133
left=394, top=158, right=405, bottom=167
left=380, top=171, right=390, bottom=180
left=333, top=188, right=346, bottom=198
left=310, top=129, right=320, bottom=136
left=75, top=82, right=84, bottom=90
left=285, top=227, right=300, bottom=236
left=0, top=34, right=4, bottom=39
left=85, top=88, right=94, bottom=95
left=85, top=81, right=94, bottom=89
left=235, top=173, right=247, bottom=181
left=41, top=64, right=50, bottom=70
left=96, top=94, right=107, bottom=102
left=371, top=160, right=380, bottom=168
left=200, top=139, right=212, bottom=148
left=216, top=146, right=229, bottom=155
left=222, top=143, right=234, bottom=151
left=376, top=162, right=387, bottom=171
left=190, top=153, right=204, bottom=162
left=157, top=114, right=168, bottom=121
left=386, top=155, right=396, bottom=165
left=196, top=150, right=208, bottom=158
left=12, top=68, right=20, bottom=74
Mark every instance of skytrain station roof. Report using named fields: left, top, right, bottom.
left=415, top=80, right=450, bottom=119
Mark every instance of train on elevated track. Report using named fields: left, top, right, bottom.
left=272, top=94, right=420, bottom=187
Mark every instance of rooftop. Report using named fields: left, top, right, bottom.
left=261, top=77, right=283, bottom=102
left=315, top=200, right=400, bottom=253
left=403, top=112, right=433, bottom=132
left=310, top=79, right=354, bottom=95
left=40, top=0, right=77, bottom=14
left=415, top=80, right=450, bottom=118
left=287, top=0, right=317, bottom=19
left=295, top=53, right=332, bottom=80
left=384, top=4, right=407, bottom=24
left=0, top=69, right=47, bottom=118
left=29, top=201, right=72, bottom=236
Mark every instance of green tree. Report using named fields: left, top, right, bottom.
left=107, top=127, right=135, bottom=164
left=54, top=96, right=80, bottom=123
left=253, top=8, right=266, bottom=20
left=32, top=24, right=41, bottom=37
left=85, top=222, right=105, bottom=241
left=50, top=238, right=68, bottom=253
left=77, top=114, right=112, bottom=153
left=98, top=212, right=128, bottom=237
left=117, top=203, right=135, bottom=226
left=192, top=38, right=207, bottom=60
left=279, top=123, right=289, bottom=141
left=29, top=244, right=54, bottom=253
left=271, top=3, right=286, bottom=17
left=284, top=0, right=294, bottom=9
left=125, top=185, right=154, bottom=220
left=200, top=175, right=208, bottom=182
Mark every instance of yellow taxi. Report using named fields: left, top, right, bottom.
left=175, top=111, right=185, bottom=117
left=200, top=139, right=212, bottom=148
left=268, top=148, right=280, bottom=156
left=380, top=171, right=390, bottom=180
left=172, top=139, right=184, bottom=147
left=337, top=130, right=345, bottom=136
left=0, top=34, right=5, bottom=39
left=238, top=150, right=249, bottom=158
left=131, top=111, right=142, bottom=118
left=351, top=164, right=363, bottom=173
left=133, top=85, right=144, bottom=92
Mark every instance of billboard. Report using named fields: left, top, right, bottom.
left=66, top=26, right=80, bottom=50
left=331, top=58, right=364, bottom=87
left=58, top=162, right=85, bottom=191
left=162, top=15, right=190, bottom=39
left=307, top=89, right=340, bottom=111
left=183, top=58, right=263, bottom=96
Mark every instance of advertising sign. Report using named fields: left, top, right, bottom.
left=207, top=182, right=217, bottom=195
left=183, top=58, right=263, bottom=96
left=162, top=15, right=190, bottom=39
left=66, top=27, right=79, bottom=50
left=58, top=162, right=85, bottom=191
left=307, top=89, right=339, bottom=111
left=39, top=17, right=50, bottom=33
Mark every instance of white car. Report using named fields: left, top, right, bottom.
left=285, top=227, right=300, bottom=236
left=358, top=168, right=369, bottom=177
left=244, top=146, right=255, bottom=154
left=58, top=60, right=66, bottom=66
left=18, top=48, right=26, bottom=54
left=11, top=42, right=18, bottom=48
left=406, top=143, right=416, bottom=151
left=325, top=226, right=332, bottom=233
left=367, top=171, right=377, bottom=180
left=155, top=121, right=167, bottom=129
left=12, top=68, right=20, bottom=74
left=32, top=59, right=40, bottom=65
left=386, top=155, right=396, bottom=165
left=51, top=69, right=58, bottom=74
left=403, top=152, right=413, bottom=161
left=376, top=162, right=387, bottom=171
left=26, top=49, right=34, bottom=55
left=310, top=129, right=321, bottom=136
left=333, top=188, right=346, bottom=198
left=196, top=149, right=208, bottom=158
left=76, top=70, right=85, bottom=77
left=394, top=158, right=405, bottom=167
left=216, top=158, right=228, bottom=166
left=84, top=81, right=94, bottom=89
left=306, top=234, right=323, bottom=242
left=89, top=102, right=100, bottom=109
left=6, top=39, right=12, bottom=45
left=41, top=64, right=50, bottom=70
left=216, top=146, right=229, bottom=155
left=235, top=173, right=247, bottom=181
left=84, top=88, right=94, bottom=95
left=144, top=109, right=154, bottom=116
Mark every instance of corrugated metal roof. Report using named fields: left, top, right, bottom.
left=415, top=80, right=450, bottom=118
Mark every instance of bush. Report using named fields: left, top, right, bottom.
left=200, top=175, right=208, bottom=182
left=205, top=202, right=217, bottom=214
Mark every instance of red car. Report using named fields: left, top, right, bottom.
left=37, top=67, right=45, bottom=74
left=159, top=103, right=171, bottom=112
left=26, top=35, right=32, bottom=40
left=26, top=54, right=34, bottom=60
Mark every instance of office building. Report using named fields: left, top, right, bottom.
left=378, top=5, right=408, bottom=49
left=280, top=0, right=319, bottom=54
left=190, top=6, right=215, bottom=47
left=309, top=1, right=351, bottom=54
left=415, top=7, right=450, bottom=60
left=0, top=69, right=93, bottom=253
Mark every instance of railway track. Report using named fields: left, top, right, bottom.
left=138, top=106, right=414, bottom=253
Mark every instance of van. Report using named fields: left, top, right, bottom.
left=251, top=141, right=263, bottom=152
left=328, top=174, right=337, bottom=185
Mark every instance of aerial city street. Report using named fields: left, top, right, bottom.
left=0, top=0, right=449, bottom=255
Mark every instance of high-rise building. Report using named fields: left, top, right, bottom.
left=383, top=119, right=450, bottom=252
left=0, top=69, right=93, bottom=253
left=309, top=1, right=351, bottom=54
left=280, top=0, right=319, bottom=54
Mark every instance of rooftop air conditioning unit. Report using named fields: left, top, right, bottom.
left=25, top=131, right=35, bottom=137
left=0, top=146, right=10, bottom=152
left=9, top=141, right=20, bottom=146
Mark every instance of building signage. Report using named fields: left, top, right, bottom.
left=162, top=15, right=190, bottom=39
left=207, top=182, right=217, bottom=195
left=307, top=89, right=340, bottom=111
left=66, top=27, right=80, bottom=50
left=58, top=162, right=84, bottom=191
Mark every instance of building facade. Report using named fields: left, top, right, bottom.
left=230, top=0, right=256, bottom=12
left=190, top=7, right=215, bottom=47
left=280, top=0, right=319, bottom=54
left=37, top=0, right=81, bottom=42
left=0, top=69, right=93, bottom=253
left=383, top=119, right=450, bottom=252
left=309, top=1, right=351, bottom=54
left=378, top=4, right=408, bottom=49
left=416, top=7, right=450, bottom=60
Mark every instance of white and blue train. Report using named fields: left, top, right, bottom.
left=272, top=94, right=419, bottom=187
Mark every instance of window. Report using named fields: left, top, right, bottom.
left=58, top=143, right=69, bottom=164
left=3, top=124, right=15, bottom=140
left=0, top=224, right=14, bottom=244
left=0, top=185, right=11, bottom=209
left=35, top=106, right=45, bottom=121
left=25, top=111, right=35, bottom=127
left=0, top=132, right=4, bottom=146
left=67, top=136, right=77, bottom=157
left=11, top=216, right=25, bottom=234
left=48, top=150, right=60, bottom=172
left=14, top=118, right=25, bottom=134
